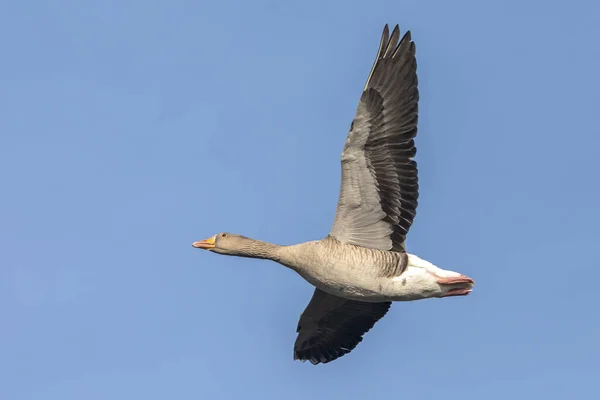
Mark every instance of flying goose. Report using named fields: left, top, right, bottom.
left=193, top=24, right=475, bottom=364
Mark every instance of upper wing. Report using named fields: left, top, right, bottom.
left=329, top=25, right=419, bottom=252
left=293, top=288, right=391, bottom=365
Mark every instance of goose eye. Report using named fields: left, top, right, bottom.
left=221, top=233, right=227, bottom=238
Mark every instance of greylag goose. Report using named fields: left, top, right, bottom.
left=193, top=24, right=475, bottom=364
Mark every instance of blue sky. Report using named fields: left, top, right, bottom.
left=1, top=0, right=599, bottom=398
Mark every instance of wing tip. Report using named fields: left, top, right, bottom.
left=364, top=24, right=415, bottom=91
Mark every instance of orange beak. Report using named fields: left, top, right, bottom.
left=192, top=235, right=216, bottom=249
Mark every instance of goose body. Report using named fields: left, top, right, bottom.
left=193, top=24, right=475, bottom=364
left=265, top=237, right=470, bottom=303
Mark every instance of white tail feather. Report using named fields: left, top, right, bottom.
left=407, top=253, right=462, bottom=278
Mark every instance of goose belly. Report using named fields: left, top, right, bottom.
left=309, top=277, right=389, bottom=302
left=293, top=257, right=391, bottom=302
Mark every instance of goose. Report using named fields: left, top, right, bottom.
left=193, top=24, right=475, bottom=365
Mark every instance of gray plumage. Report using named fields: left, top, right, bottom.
left=193, top=24, right=474, bottom=365
left=330, top=24, right=418, bottom=254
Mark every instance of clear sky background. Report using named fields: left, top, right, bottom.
left=1, top=0, right=599, bottom=399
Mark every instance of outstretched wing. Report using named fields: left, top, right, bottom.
left=330, top=25, right=419, bottom=252
left=293, top=288, right=391, bottom=364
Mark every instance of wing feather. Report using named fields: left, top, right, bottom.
left=293, top=289, right=391, bottom=364
left=330, top=25, right=419, bottom=253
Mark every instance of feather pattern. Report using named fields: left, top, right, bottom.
left=330, top=24, right=419, bottom=254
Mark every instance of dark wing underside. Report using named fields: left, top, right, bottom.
left=294, top=288, right=391, bottom=365
left=329, top=24, right=420, bottom=252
